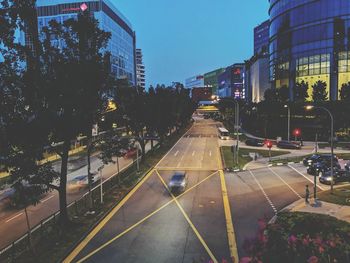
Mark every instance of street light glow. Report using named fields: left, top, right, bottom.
left=305, top=105, right=314, bottom=110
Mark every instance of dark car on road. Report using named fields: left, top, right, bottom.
left=303, top=154, right=338, bottom=167
left=277, top=140, right=301, bottom=150
left=168, top=172, right=188, bottom=193
left=319, top=170, right=350, bottom=185
left=307, top=161, right=341, bottom=176
left=245, top=138, right=264, bottom=147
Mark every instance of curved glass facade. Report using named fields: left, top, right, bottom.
left=269, top=0, right=350, bottom=100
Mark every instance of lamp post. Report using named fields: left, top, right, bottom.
left=98, top=165, right=105, bottom=204
left=234, top=101, right=240, bottom=165
left=284, top=105, right=290, bottom=141
left=306, top=105, right=334, bottom=193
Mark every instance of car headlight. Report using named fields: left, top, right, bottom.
left=326, top=177, right=332, bottom=181
left=181, top=182, right=186, bottom=187
left=169, top=182, right=174, bottom=187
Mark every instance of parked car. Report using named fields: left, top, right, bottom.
left=345, top=161, right=350, bottom=171
left=277, top=140, right=301, bottom=150
left=303, top=154, right=338, bottom=167
left=319, top=170, right=350, bottom=185
left=168, top=172, right=188, bottom=193
left=245, top=138, right=264, bottom=147
left=307, top=161, right=341, bottom=176
left=124, top=148, right=139, bottom=159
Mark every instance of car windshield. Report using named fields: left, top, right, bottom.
left=172, top=174, right=185, bottom=181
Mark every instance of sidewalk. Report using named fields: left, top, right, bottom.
left=283, top=198, right=350, bottom=224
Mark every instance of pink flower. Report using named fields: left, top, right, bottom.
left=302, top=237, right=310, bottom=246
left=328, top=240, right=336, bottom=248
left=318, top=246, right=325, bottom=254
left=308, top=256, right=319, bottom=263
left=240, top=257, right=252, bottom=263
left=288, top=235, right=298, bottom=244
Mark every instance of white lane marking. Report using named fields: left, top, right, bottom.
left=41, top=195, right=55, bottom=203
left=6, top=212, right=24, bottom=223
left=288, top=165, right=325, bottom=191
left=209, top=151, right=212, bottom=157
left=192, top=151, right=195, bottom=156
left=156, top=125, right=194, bottom=168
left=177, top=138, right=194, bottom=168
left=249, top=170, right=277, bottom=214
left=268, top=167, right=302, bottom=199
left=174, top=150, right=179, bottom=157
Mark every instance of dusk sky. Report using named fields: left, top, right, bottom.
left=113, top=0, right=270, bottom=88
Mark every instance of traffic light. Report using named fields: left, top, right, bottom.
left=293, top=128, right=301, bottom=137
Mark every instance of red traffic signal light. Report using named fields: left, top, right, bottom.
left=293, top=128, right=301, bottom=137
left=266, top=140, right=273, bottom=149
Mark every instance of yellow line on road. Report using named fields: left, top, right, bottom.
left=155, top=170, right=218, bottom=263
left=219, top=170, right=239, bottom=262
left=67, top=170, right=219, bottom=263
left=156, top=167, right=214, bottom=171
left=63, top=169, right=155, bottom=263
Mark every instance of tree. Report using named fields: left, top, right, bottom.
left=37, top=12, right=112, bottom=223
left=264, top=88, right=278, bottom=102
left=312, top=80, right=328, bottom=102
left=294, top=81, right=309, bottom=102
left=340, top=82, right=350, bottom=101
left=277, top=85, right=290, bottom=103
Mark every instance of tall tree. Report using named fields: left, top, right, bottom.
left=39, top=12, right=112, bottom=223
left=264, top=88, right=278, bottom=102
left=277, top=85, right=290, bottom=103
left=312, top=80, right=328, bottom=102
left=340, top=82, right=350, bottom=101
left=294, top=81, right=309, bottom=102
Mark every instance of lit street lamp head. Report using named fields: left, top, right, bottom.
left=305, top=105, right=314, bottom=110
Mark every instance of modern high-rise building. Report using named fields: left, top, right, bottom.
left=254, top=19, right=270, bottom=55
left=269, top=0, right=350, bottom=101
left=217, top=64, right=245, bottom=99
left=136, top=48, right=146, bottom=89
left=185, top=75, right=204, bottom=89
left=245, top=54, right=271, bottom=103
left=35, top=0, right=136, bottom=85
left=204, top=68, right=225, bottom=95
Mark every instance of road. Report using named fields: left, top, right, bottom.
left=64, top=118, right=344, bottom=263
left=0, top=142, right=155, bottom=250
left=65, top=119, right=235, bottom=263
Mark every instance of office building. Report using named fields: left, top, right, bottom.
left=204, top=68, right=225, bottom=95
left=269, top=0, right=350, bottom=101
left=245, top=54, right=271, bottom=103
left=35, top=0, right=136, bottom=85
left=136, top=48, right=146, bottom=89
left=217, top=64, right=245, bottom=99
left=185, top=75, right=204, bottom=89
left=191, top=87, right=212, bottom=103
left=254, top=19, right=270, bottom=55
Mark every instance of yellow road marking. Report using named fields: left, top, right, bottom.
left=155, top=170, right=218, bottom=263
left=156, top=167, right=215, bottom=171
left=63, top=169, right=155, bottom=263
left=68, top=170, right=219, bottom=262
left=219, top=170, right=239, bottom=262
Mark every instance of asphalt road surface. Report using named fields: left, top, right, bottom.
left=64, top=118, right=342, bottom=263
left=0, top=142, right=156, bottom=250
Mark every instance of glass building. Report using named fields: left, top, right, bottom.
left=35, top=0, right=136, bottom=85
left=269, top=0, right=350, bottom=100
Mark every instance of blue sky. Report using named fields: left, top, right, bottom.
left=113, top=0, right=269, bottom=87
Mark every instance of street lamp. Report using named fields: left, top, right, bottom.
left=306, top=105, right=335, bottom=193
left=98, top=165, right=105, bottom=204
left=234, top=100, right=240, bottom=165
left=284, top=105, right=290, bottom=141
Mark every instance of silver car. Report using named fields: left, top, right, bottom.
left=168, top=172, right=188, bottom=193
